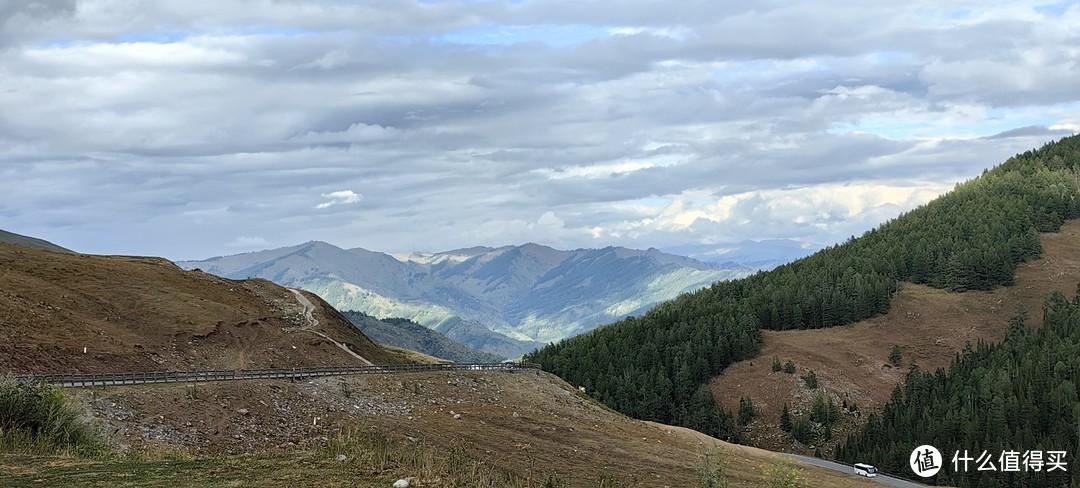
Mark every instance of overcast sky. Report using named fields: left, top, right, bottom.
left=1, top=1, right=1078, bottom=260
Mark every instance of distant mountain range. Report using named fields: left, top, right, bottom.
left=179, top=242, right=749, bottom=357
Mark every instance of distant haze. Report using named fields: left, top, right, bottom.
left=180, top=241, right=749, bottom=356
left=1, top=1, right=1077, bottom=259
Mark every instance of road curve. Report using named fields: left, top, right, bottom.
left=788, top=454, right=926, bottom=488
left=287, top=287, right=372, bottom=365
left=287, top=288, right=318, bottom=329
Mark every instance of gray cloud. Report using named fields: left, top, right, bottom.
left=1, top=0, right=1078, bottom=260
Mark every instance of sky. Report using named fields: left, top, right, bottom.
left=1, top=1, right=1078, bottom=261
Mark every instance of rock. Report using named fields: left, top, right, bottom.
left=453, top=413, right=462, bottom=420
left=237, top=408, right=249, bottom=415
left=393, top=480, right=410, bottom=488
left=336, top=454, right=347, bottom=462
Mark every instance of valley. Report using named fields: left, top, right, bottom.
left=0, top=237, right=880, bottom=487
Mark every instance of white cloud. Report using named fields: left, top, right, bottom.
left=0, top=1, right=1077, bottom=260
left=291, top=123, right=400, bottom=144
left=315, top=190, right=363, bottom=209
left=589, top=182, right=953, bottom=245
left=228, top=236, right=269, bottom=248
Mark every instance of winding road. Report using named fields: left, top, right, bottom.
left=788, top=454, right=926, bottom=487
left=287, top=287, right=373, bottom=365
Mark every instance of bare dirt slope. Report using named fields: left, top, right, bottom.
left=0, top=244, right=401, bottom=374
left=711, top=220, right=1080, bottom=454
left=77, top=369, right=878, bottom=487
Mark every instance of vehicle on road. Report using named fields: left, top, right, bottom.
left=853, top=463, right=878, bottom=477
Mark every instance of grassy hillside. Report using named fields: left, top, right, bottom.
left=527, top=134, right=1080, bottom=439
left=2, top=370, right=880, bottom=487
left=0, top=245, right=401, bottom=373
left=0, top=229, right=72, bottom=253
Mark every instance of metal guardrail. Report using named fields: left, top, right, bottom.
left=14, top=363, right=542, bottom=388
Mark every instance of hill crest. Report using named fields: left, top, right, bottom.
left=0, top=243, right=402, bottom=374
left=0, top=228, right=72, bottom=253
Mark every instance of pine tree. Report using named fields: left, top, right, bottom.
left=779, top=404, right=792, bottom=432
left=772, top=356, right=782, bottom=372
left=738, top=396, right=756, bottom=426
left=792, top=416, right=814, bottom=444
left=811, top=395, right=826, bottom=423
left=888, top=345, right=902, bottom=366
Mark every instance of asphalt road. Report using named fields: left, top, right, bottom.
left=789, top=454, right=927, bottom=487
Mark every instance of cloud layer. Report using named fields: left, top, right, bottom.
left=1, top=1, right=1077, bottom=259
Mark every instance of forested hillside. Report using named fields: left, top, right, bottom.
left=527, top=135, right=1080, bottom=439
left=341, top=311, right=503, bottom=364
left=837, top=289, right=1080, bottom=487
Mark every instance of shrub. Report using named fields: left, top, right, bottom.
left=761, top=457, right=806, bottom=488
left=0, top=377, right=100, bottom=454
left=698, top=446, right=730, bottom=488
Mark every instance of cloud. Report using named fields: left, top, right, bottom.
left=315, top=190, right=363, bottom=209
left=291, top=123, right=400, bottom=144
left=0, top=1, right=1077, bottom=260
left=228, top=236, right=269, bottom=248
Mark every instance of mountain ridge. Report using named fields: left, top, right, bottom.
left=179, top=241, right=749, bottom=356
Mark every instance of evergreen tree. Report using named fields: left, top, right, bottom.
left=772, top=356, right=782, bottom=372
left=792, top=416, right=814, bottom=445
left=888, top=345, right=902, bottom=366
left=779, top=404, right=792, bottom=432
left=810, top=395, right=827, bottom=423
left=738, top=396, right=756, bottom=426
left=783, top=360, right=797, bottom=374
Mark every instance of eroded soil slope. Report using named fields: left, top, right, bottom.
left=0, top=245, right=400, bottom=373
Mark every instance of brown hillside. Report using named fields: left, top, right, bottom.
left=0, top=244, right=401, bottom=373
left=711, top=220, right=1080, bottom=454
left=66, top=369, right=877, bottom=487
